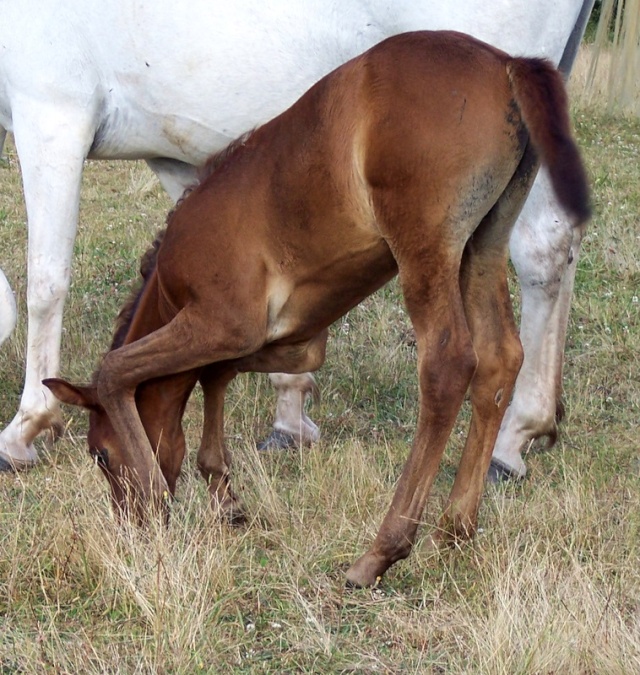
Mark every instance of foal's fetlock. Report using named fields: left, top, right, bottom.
left=434, top=510, right=478, bottom=546
left=208, top=479, right=246, bottom=526
left=211, top=493, right=246, bottom=526
left=38, top=410, right=65, bottom=448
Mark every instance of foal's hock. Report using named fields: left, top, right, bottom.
left=45, top=30, right=589, bottom=587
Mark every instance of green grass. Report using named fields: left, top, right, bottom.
left=0, top=89, right=639, bottom=672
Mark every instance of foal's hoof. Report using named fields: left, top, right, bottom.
left=224, top=507, right=248, bottom=527
left=256, top=429, right=297, bottom=452
left=486, top=458, right=525, bottom=484
left=345, top=552, right=390, bottom=589
left=212, top=496, right=248, bottom=527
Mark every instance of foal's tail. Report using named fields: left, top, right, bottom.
left=507, top=58, right=591, bottom=226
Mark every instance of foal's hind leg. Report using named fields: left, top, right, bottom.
left=437, top=165, right=534, bottom=538
left=437, top=243, right=523, bottom=541
left=346, top=254, right=477, bottom=588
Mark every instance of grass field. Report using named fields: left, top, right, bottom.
left=0, top=53, right=638, bottom=673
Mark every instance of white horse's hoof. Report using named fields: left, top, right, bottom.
left=256, top=429, right=297, bottom=452
left=486, top=458, right=525, bottom=484
left=0, top=449, right=38, bottom=472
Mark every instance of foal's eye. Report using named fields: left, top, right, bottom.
left=90, top=447, right=109, bottom=469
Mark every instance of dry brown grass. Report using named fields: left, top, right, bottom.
left=0, top=46, right=639, bottom=673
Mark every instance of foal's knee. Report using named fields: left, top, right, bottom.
left=96, top=351, right=133, bottom=401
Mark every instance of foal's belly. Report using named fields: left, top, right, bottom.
left=265, top=240, right=398, bottom=344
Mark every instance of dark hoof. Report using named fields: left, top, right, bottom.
left=0, top=456, right=16, bottom=472
left=0, top=452, right=38, bottom=472
left=224, top=508, right=248, bottom=527
left=486, top=458, right=525, bottom=484
left=256, top=429, right=297, bottom=452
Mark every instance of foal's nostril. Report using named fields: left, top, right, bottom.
left=90, top=447, right=109, bottom=469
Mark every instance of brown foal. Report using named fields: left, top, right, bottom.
left=45, top=30, right=589, bottom=587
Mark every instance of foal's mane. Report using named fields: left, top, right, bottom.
left=110, top=228, right=166, bottom=352
left=197, top=129, right=255, bottom=184
left=108, top=129, right=257, bottom=354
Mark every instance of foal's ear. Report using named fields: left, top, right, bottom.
left=43, top=378, right=101, bottom=411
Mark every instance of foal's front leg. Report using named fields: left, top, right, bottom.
left=97, top=310, right=231, bottom=515
left=197, top=365, right=246, bottom=524
left=195, top=334, right=328, bottom=521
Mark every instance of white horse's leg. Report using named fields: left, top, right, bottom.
left=0, top=125, right=6, bottom=162
left=259, top=373, right=320, bottom=449
left=490, top=169, right=583, bottom=479
left=0, top=102, right=95, bottom=470
left=145, top=158, right=199, bottom=202
left=0, top=268, right=17, bottom=345
left=0, top=124, right=17, bottom=345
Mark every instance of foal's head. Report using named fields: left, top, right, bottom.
left=42, top=378, right=133, bottom=513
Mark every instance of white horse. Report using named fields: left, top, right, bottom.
left=0, top=0, right=596, bottom=477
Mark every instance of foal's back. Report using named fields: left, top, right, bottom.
left=157, top=32, right=528, bottom=342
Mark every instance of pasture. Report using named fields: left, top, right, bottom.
left=0, top=53, right=639, bottom=673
